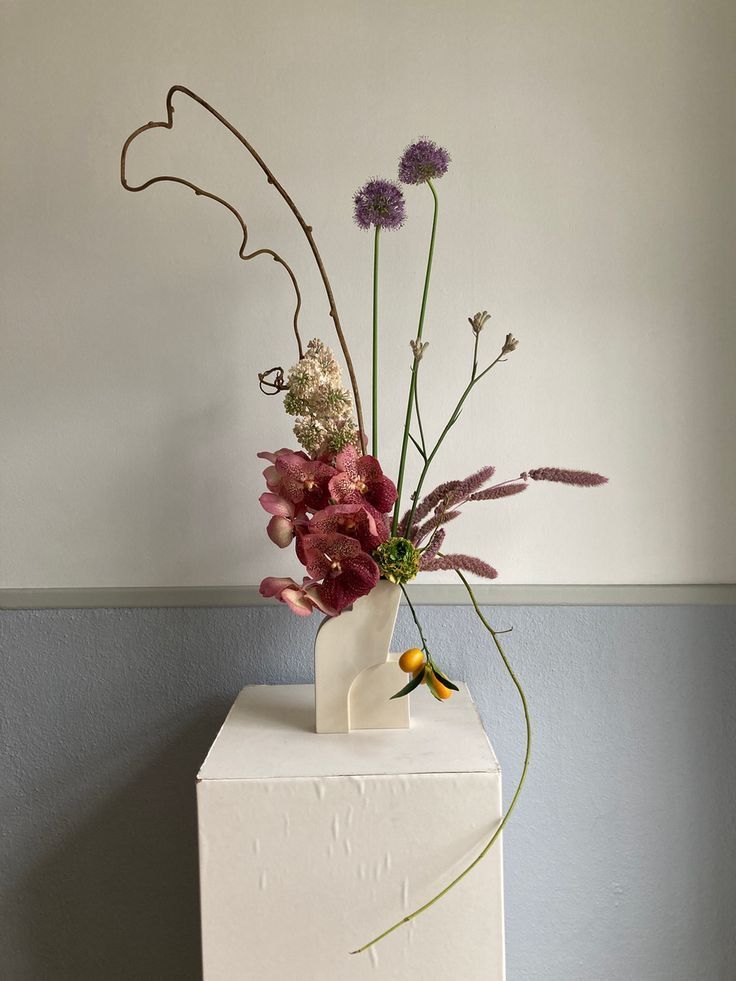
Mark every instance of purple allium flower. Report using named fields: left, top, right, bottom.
left=353, top=179, right=406, bottom=230
left=398, top=139, right=451, bottom=185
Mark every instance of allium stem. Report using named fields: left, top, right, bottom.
left=351, top=572, right=531, bottom=954
left=372, top=225, right=381, bottom=456
left=392, top=179, right=439, bottom=534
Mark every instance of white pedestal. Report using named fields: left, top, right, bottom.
left=197, top=684, right=505, bottom=980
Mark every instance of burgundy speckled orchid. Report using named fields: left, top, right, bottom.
left=259, top=493, right=308, bottom=548
left=329, top=445, right=397, bottom=513
left=258, top=575, right=336, bottom=617
left=300, top=532, right=380, bottom=612
left=273, top=452, right=336, bottom=510
left=258, top=448, right=310, bottom=495
left=307, top=502, right=389, bottom=552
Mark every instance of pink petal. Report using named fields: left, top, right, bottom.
left=320, top=553, right=379, bottom=612
left=257, top=448, right=308, bottom=464
left=259, top=493, right=295, bottom=518
left=365, top=474, right=397, bottom=512
left=335, top=445, right=359, bottom=472
left=305, top=584, right=337, bottom=617
left=328, top=471, right=359, bottom=503
left=267, top=515, right=296, bottom=548
left=263, top=465, right=282, bottom=492
left=280, top=587, right=317, bottom=616
left=259, top=576, right=298, bottom=598
left=355, top=454, right=383, bottom=481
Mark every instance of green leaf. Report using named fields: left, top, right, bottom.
left=390, top=668, right=425, bottom=699
left=432, top=667, right=460, bottom=692
left=424, top=672, right=445, bottom=701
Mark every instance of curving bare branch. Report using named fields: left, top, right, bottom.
left=258, top=366, right=288, bottom=395
left=120, top=85, right=366, bottom=451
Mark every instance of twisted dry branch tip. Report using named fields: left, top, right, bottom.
left=120, top=85, right=366, bottom=451
left=258, top=366, right=288, bottom=395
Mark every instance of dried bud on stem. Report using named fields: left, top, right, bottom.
left=469, top=311, right=491, bottom=335
left=501, top=333, right=518, bottom=355
left=410, top=339, right=429, bottom=362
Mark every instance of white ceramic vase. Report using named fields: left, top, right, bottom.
left=313, top=580, right=411, bottom=733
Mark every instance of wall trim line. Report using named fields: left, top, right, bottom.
left=1, top=583, right=735, bottom=610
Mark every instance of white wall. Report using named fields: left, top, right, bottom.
left=2, top=0, right=734, bottom=588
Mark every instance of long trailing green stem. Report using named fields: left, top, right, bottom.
left=372, top=225, right=381, bottom=456
left=403, top=348, right=506, bottom=537
left=351, top=572, right=531, bottom=954
left=391, top=179, right=439, bottom=534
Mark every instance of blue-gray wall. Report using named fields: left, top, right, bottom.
left=2, top=604, right=735, bottom=980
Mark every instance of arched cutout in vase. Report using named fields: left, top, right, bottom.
left=314, top=580, right=411, bottom=733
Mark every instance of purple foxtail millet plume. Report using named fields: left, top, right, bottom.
left=419, top=527, right=446, bottom=568
left=454, top=465, right=496, bottom=499
left=469, top=482, right=528, bottom=501
left=353, top=179, right=406, bottom=230
left=403, top=465, right=496, bottom=534
left=412, top=508, right=462, bottom=546
left=421, top=553, right=498, bottom=580
left=524, top=468, right=608, bottom=487
left=399, top=479, right=461, bottom=535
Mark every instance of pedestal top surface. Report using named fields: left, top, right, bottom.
left=198, top=683, right=499, bottom=781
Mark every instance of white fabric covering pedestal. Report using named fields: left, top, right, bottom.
left=197, top=684, right=505, bottom=980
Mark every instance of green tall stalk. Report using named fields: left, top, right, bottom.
left=403, top=347, right=506, bottom=537
left=391, top=179, right=439, bottom=534
left=351, top=572, right=531, bottom=954
left=372, top=225, right=381, bottom=456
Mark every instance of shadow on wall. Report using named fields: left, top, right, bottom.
left=1, top=603, right=317, bottom=980
left=16, top=712, right=219, bottom=981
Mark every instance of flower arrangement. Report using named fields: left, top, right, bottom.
left=254, top=136, right=606, bottom=950
left=257, top=139, right=605, bottom=709
left=121, top=88, right=607, bottom=955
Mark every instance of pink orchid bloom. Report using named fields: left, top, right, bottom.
left=257, top=448, right=309, bottom=465
left=275, top=452, right=336, bottom=511
left=328, top=445, right=397, bottom=514
left=257, top=448, right=309, bottom=494
left=259, top=493, right=308, bottom=548
left=259, top=576, right=336, bottom=617
left=307, top=502, right=388, bottom=552
left=300, top=531, right=380, bottom=613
